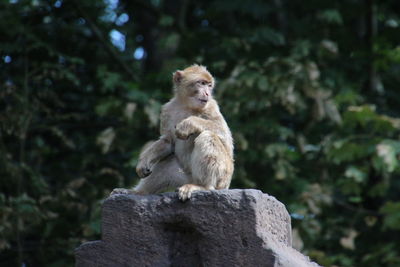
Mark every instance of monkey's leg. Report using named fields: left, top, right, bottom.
left=178, top=130, right=233, bottom=201
left=134, top=155, right=189, bottom=194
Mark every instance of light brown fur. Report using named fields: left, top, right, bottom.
left=112, top=65, right=234, bottom=201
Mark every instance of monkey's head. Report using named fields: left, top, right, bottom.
left=173, top=64, right=215, bottom=111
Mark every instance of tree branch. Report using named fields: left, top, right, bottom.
left=72, top=1, right=137, bottom=80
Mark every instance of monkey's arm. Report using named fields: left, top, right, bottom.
left=136, top=136, right=173, bottom=178
left=175, top=116, right=221, bottom=140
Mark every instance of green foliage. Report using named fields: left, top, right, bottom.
left=1, top=0, right=400, bottom=266
left=380, top=202, right=400, bottom=230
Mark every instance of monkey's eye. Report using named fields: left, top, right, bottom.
left=198, top=80, right=208, bottom=86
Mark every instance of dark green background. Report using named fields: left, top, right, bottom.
left=1, top=0, right=400, bottom=266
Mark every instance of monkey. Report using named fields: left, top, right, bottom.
left=112, top=64, right=234, bottom=201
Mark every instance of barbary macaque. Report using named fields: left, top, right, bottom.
left=112, top=65, right=234, bottom=201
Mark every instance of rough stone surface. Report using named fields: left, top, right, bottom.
left=75, top=189, right=320, bottom=267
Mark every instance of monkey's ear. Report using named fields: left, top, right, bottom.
left=173, top=71, right=184, bottom=84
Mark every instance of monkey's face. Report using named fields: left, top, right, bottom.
left=173, top=65, right=215, bottom=111
left=186, top=79, right=213, bottom=110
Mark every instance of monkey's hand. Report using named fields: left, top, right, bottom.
left=136, top=159, right=153, bottom=178
left=175, top=117, right=201, bottom=140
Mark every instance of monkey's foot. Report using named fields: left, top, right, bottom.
left=110, top=188, right=136, bottom=196
left=177, top=184, right=205, bottom=201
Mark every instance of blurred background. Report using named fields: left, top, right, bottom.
left=1, top=0, right=400, bottom=266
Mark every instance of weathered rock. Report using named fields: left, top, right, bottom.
left=75, top=189, right=320, bottom=267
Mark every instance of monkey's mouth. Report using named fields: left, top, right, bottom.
left=198, top=99, right=208, bottom=104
